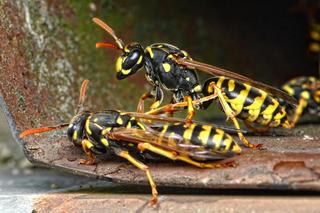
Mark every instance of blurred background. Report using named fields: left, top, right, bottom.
left=1, top=1, right=320, bottom=211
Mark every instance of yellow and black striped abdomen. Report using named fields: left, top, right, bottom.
left=204, top=77, right=290, bottom=128
left=157, top=123, right=241, bottom=157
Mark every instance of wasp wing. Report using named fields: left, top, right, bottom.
left=175, top=58, right=298, bottom=107
left=125, top=112, right=248, bottom=134
left=108, top=127, right=235, bottom=160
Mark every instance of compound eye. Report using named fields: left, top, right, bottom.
left=122, top=50, right=141, bottom=70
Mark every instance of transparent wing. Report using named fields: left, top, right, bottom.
left=108, top=127, right=235, bottom=160
left=175, top=57, right=298, bottom=107
left=125, top=112, right=247, bottom=134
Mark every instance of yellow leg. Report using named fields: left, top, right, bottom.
left=118, top=151, right=158, bottom=205
left=185, top=96, right=195, bottom=124
left=244, top=120, right=270, bottom=134
left=79, top=139, right=95, bottom=165
left=137, top=143, right=235, bottom=168
left=289, top=98, right=308, bottom=128
left=209, top=83, right=260, bottom=149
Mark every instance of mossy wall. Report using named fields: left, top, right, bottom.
left=0, top=0, right=315, bottom=125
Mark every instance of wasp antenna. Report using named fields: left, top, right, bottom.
left=92, top=17, right=124, bottom=49
left=76, top=79, right=89, bottom=114
left=19, top=123, right=69, bottom=138
left=95, top=42, right=121, bottom=50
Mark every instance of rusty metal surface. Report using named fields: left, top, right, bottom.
left=31, top=194, right=320, bottom=213
left=1, top=0, right=320, bottom=194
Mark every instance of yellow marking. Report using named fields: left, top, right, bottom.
left=85, top=117, right=92, bottom=135
left=137, top=122, right=146, bottom=130
left=183, top=124, right=196, bottom=140
left=301, top=91, right=310, bottom=100
left=315, top=91, right=320, bottom=103
left=227, top=84, right=250, bottom=106
left=197, top=125, right=212, bottom=145
left=273, top=109, right=286, bottom=120
left=116, top=117, right=123, bottom=125
left=137, top=55, right=143, bottom=64
left=230, top=103, right=242, bottom=114
left=168, top=132, right=177, bottom=147
left=94, top=118, right=98, bottom=122
left=94, top=123, right=103, bottom=130
left=126, top=121, right=131, bottom=128
left=72, top=131, right=78, bottom=141
left=244, top=90, right=267, bottom=110
left=261, top=99, right=279, bottom=115
left=193, top=85, right=202, bottom=93
left=181, top=50, right=188, bottom=57
left=101, top=138, right=109, bottom=147
left=207, top=85, right=214, bottom=94
left=115, top=57, right=122, bottom=72
left=124, top=46, right=130, bottom=53
left=231, top=142, right=241, bottom=154
left=186, top=77, right=190, bottom=81
left=222, top=137, right=232, bottom=152
left=247, top=109, right=260, bottom=122
left=262, top=114, right=272, bottom=124
left=102, top=127, right=112, bottom=135
left=216, top=77, right=225, bottom=88
left=121, top=68, right=131, bottom=75
left=128, top=143, right=135, bottom=147
left=282, top=85, right=294, bottom=96
left=168, top=54, right=174, bottom=59
left=162, top=63, right=171, bottom=72
left=146, top=47, right=154, bottom=58
left=213, top=129, right=224, bottom=150
left=84, top=140, right=94, bottom=149
left=150, top=100, right=160, bottom=109
left=228, top=80, right=235, bottom=92
left=161, top=125, right=169, bottom=134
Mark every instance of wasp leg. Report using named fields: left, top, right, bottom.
left=137, top=143, right=235, bottom=168
left=289, top=98, right=308, bottom=128
left=208, top=83, right=261, bottom=149
left=117, top=150, right=158, bottom=205
left=244, top=121, right=270, bottom=134
left=184, top=96, right=195, bottom=124
left=79, top=139, right=95, bottom=165
left=137, top=87, right=164, bottom=113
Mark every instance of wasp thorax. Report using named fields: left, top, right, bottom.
left=116, top=43, right=145, bottom=80
left=67, top=113, right=90, bottom=146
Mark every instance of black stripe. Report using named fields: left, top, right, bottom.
left=271, top=105, right=281, bottom=119
left=243, top=87, right=262, bottom=107
left=219, top=133, right=228, bottom=151
left=190, top=125, right=204, bottom=145
left=206, top=127, right=217, bottom=149
left=166, top=124, right=185, bottom=136
left=225, top=80, right=246, bottom=100
left=260, top=96, right=273, bottom=113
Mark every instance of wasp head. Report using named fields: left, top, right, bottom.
left=67, top=112, right=91, bottom=146
left=115, top=43, right=145, bottom=80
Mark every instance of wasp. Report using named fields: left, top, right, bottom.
left=92, top=18, right=297, bottom=149
left=20, top=80, right=241, bottom=204
left=281, top=76, right=320, bottom=126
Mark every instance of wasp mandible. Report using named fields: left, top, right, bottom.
left=20, top=80, right=241, bottom=205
